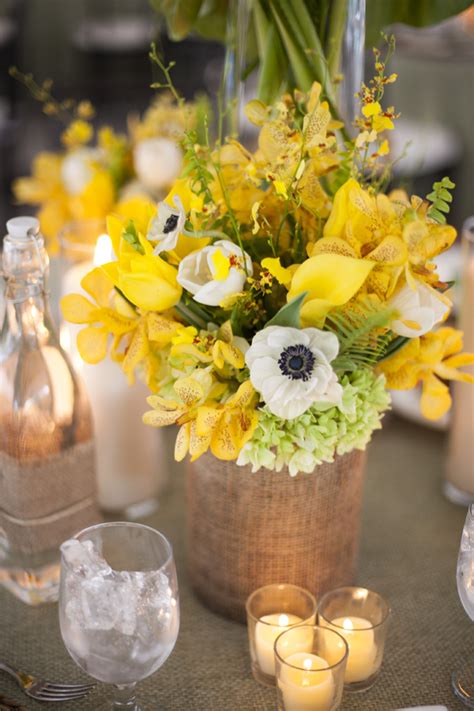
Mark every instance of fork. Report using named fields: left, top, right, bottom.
left=0, top=661, right=95, bottom=702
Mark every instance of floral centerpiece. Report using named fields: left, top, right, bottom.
left=59, top=46, right=474, bottom=618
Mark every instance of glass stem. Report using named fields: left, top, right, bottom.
left=112, top=683, right=138, bottom=709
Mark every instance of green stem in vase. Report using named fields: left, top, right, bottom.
left=325, top=0, right=349, bottom=82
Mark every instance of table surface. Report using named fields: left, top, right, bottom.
left=0, top=415, right=472, bottom=711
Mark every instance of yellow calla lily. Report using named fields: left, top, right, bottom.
left=287, top=253, right=375, bottom=325
left=103, top=214, right=182, bottom=312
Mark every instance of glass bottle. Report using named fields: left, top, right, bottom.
left=445, top=216, right=474, bottom=505
left=0, top=216, right=100, bottom=605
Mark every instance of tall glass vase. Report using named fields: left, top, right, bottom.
left=223, top=0, right=366, bottom=139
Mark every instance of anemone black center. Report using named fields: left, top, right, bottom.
left=163, top=214, right=179, bottom=234
left=278, top=344, right=315, bottom=381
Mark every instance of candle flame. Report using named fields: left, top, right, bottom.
left=342, top=618, right=354, bottom=630
left=93, top=234, right=114, bottom=267
left=278, top=614, right=290, bottom=627
left=303, top=658, right=313, bottom=670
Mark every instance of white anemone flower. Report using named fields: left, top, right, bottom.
left=61, top=147, right=101, bottom=195
left=389, top=282, right=450, bottom=338
left=177, top=240, right=253, bottom=307
left=147, top=195, right=186, bottom=255
left=133, top=137, right=183, bottom=193
left=246, top=326, right=342, bottom=420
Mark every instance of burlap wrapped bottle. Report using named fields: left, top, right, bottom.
left=187, top=449, right=366, bottom=621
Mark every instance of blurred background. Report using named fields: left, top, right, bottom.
left=0, top=1, right=472, bottom=233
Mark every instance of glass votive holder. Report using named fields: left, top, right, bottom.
left=318, top=586, right=390, bottom=692
left=275, top=625, right=349, bottom=711
left=246, top=584, right=317, bottom=686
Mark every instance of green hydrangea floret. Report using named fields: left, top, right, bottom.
left=237, top=370, right=391, bottom=476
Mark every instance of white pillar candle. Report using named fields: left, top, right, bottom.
left=278, top=652, right=335, bottom=711
left=326, top=617, right=377, bottom=683
left=255, top=613, right=305, bottom=676
left=61, top=238, right=167, bottom=513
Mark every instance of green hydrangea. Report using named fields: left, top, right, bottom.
left=237, top=370, right=391, bottom=476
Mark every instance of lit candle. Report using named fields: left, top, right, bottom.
left=325, top=617, right=377, bottom=683
left=278, top=652, right=335, bottom=711
left=255, top=613, right=305, bottom=676
left=61, top=234, right=167, bottom=514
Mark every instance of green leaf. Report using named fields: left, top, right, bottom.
left=122, top=220, right=145, bottom=254
left=428, top=208, right=446, bottom=224
left=366, top=0, right=472, bottom=45
left=265, top=292, right=308, bottom=329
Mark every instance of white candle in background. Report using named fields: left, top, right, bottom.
left=446, top=217, right=474, bottom=503
left=61, top=235, right=167, bottom=514
left=255, top=613, right=306, bottom=676
left=278, top=653, right=335, bottom=711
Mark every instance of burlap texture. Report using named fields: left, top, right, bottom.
left=0, top=440, right=99, bottom=554
left=188, top=450, right=366, bottom=621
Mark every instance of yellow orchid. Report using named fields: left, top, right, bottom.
left=287, top=253, right=375, bottom=325
left=379, top=327, right=474, bottom=419
left=61, top=266, right=184, bottom=387
left=61, top=120, right=93, bottom=148
left=60, top=267, right=137, bottom=364
left=143, top=379, right=259, bottom=462
left=103, top=214, right=182, bottom=312
left=169, top=321, right=246, bottom=374
left=320, top=178, right=457, bottom=299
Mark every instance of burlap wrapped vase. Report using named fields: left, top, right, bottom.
left=187, top=449, right=367, bottom=621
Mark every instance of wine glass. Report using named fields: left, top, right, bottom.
left=59, top=522, right=179, bottom=710
left=453, top=503, right=474, bottom=707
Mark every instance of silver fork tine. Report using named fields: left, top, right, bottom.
left=34, top=690, right=91, bottom=701
left=44, top=682, right=95, bottom=691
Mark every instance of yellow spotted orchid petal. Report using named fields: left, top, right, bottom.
left=146, top=395, right=181, bottom=411
left=189, top=420, right=211, bottom=461
left=122, top=320, right=148, bottom=382
left=143, top=407, right=182, bottom=427
left=77, top=326, right=108, bottom=364
left=146, top=313, right=181, bottom=345
left=227, top=380, right=256, bottom=409
left=373, top=114, right=394, bottom=132
left=211, top=249, right=231, bottom=281
left=365, top=235, right=408, bottom=266
left=81, top=267, right=114, bottom=308
left=210, top=412, right=240, bottom=461
left=420, top=373, right=452, bottom=420
left=170, top=343, right=214, bottom=363
left=419, top=225, right=457, bottom=260
left=174, top=376, right=204, bottom=406
left=195, top=406, right=222, bottom=437
left=212, top=340, right=245, bottom=370
left=175, top=423, right=191, bottom=462
left=309, top=237, right=357, bottom=259
left=60, top=294, right=99, bottom=324
left=262, top=257, right=293, bottom=287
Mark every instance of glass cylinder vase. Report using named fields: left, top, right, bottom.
left=223, top=0, right=366, bottom=140
left=445, top=216, right=474, bottom=505
left=59, top=219, right=168, bottom=517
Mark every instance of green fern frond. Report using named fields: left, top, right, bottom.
left=426, top=176, right=455, bottom=224
left=326, top=299, right=395, bottom=373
